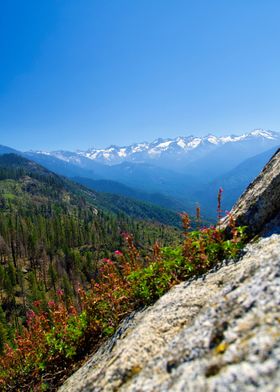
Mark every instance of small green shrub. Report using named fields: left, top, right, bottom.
left=128, top=217, right=246, bottom=304
left=45, top=310, right=87, bottom=358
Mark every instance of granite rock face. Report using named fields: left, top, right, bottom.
left=60, top=235, right=280, bottom=392
left=59, top=149, right=280, bottom=392
left=220, top=148, right=280, bottom=238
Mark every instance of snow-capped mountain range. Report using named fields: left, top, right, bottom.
left=1, top=128, right=277, bottom=219
left=34, top=129, right=279, bottom=167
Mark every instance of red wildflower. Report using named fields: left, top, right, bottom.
left=114, top=250, right=123, bottom=256
left=33, top=300, right=41, bottom=308
left=121, top=232, right=130, bottom=241
left=103, top=258, right=114, bottom=265
left=26, top=310, right=36, bottom=323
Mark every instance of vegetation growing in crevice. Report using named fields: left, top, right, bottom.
left=0, top=211, right=246, bottom=391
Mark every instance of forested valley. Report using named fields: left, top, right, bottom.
left=0, top=153, right=247, bottom=391
left=0, top=154, right=180, bottom=347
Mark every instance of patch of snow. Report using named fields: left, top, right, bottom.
left=118, top=148, right=127, bottom=157
left=220, top=135, right=246, bottom=143
left=250, top=129, right=275, bottom=139
left=156, top=141, right=173, bottom=150
left=83, top=151, right=100, bottom=159
left=177, top=138, right=187, bottom=149
left=187, top=138, right=202, bottom=149
left=206, top=135, right=219, bottom=145
left=132, top=143, right=148, bottom=153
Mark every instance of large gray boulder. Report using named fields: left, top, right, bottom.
left=220, top=148, right=280, bottom=238
left=60, top=235, right=280, bottom=392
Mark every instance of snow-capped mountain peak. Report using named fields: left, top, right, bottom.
left=249, top=129, right=276, bottom=139
left=204, top=134, right=219, bottom=145
left=32, top=129, right=279, bottom=166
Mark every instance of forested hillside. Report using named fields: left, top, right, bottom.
left=0, top=153, right=251, bottom=390
left=0, top=154, right=180, bottom=345
left=72, top=176, right=186, bottom=212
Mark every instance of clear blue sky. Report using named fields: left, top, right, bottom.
left=1, top=0, right=280, bottom=151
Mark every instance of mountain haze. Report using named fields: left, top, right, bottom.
left=0, top=129, right=278, bottom=219
left=197, top=146, right=280, bottom=214
left=72, top=177, right=186, bottom=212
left=40, top=129, right=279, bottom=168
left=0, top=154, right=180, bottom=227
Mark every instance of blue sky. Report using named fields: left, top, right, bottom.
left=1, top=0, right=280, bottom=151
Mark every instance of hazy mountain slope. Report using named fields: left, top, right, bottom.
left=87, top=161, right=199, bottom=198
left=93, top=192, right=181, bottom=227
left=0, top=154, right=181, bottom=227
left=72, top=177, right=186, bottom=212
left=1, top=129, right=278, bottom=218
left=27, top=130, right=280, bottom=199
left=0, top=145, right=19, bottom=155
left=193, top=146, right=279, bottom=217
left=183, top=136, right=280, bottom=180
left=0, top=147, right=189, bottom=217
left=19, top=150, right=188, bottom=214
left=24, top=152, right=196, bottom=206
left=25, top=151, right=105, bottom=179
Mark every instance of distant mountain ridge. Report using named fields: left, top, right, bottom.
left=0, top=129, right=279, bottom=220
left=0, top=144, right=20, bottom=155
left=33, top=129, right=279, bottom=167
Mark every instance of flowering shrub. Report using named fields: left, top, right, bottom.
left=0, top=210, right=247, bottom=390
left=128, top=214, right=246, bottom=304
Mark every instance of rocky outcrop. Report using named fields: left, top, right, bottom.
left=220, top=148, right=280, bottom=238
left=59, top=235, right=280, bottom=392
left=59, top=149, right=280, bottom=392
